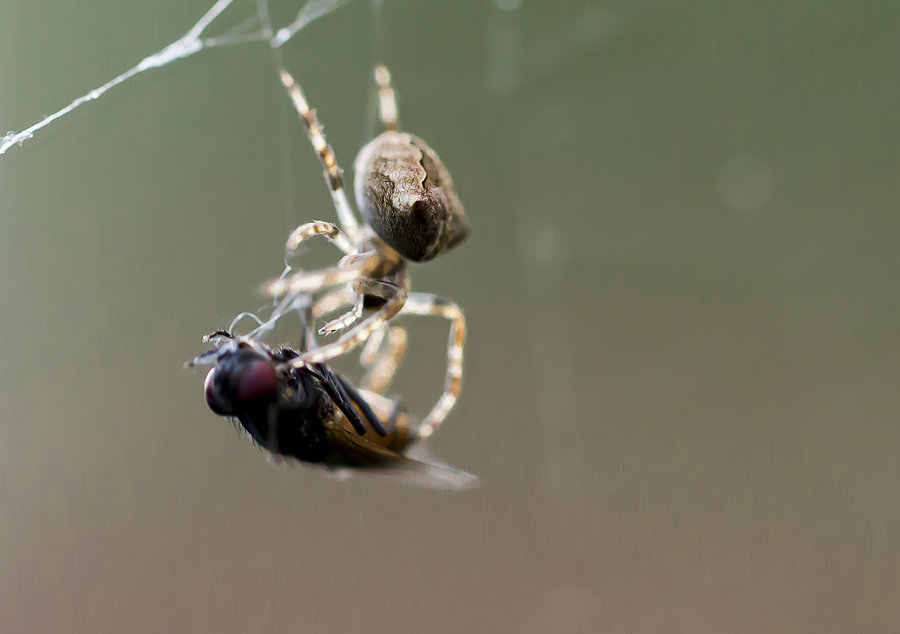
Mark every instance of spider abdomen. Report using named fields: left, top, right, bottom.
left=354, top=131, right=470, bottom=262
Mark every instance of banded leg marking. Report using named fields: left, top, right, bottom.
left=360, top=326, right=408, bottom=395
left=278, top=68, right=363, bottom=241
left=293, top=279, right=408, bottom=365
left=286, top=221, right=354, bottom=257
left=401, top=292, right=466, bottom=439
left=374, top=64, right=398, bottom=132
left=262, top=251, right=379, bottom=297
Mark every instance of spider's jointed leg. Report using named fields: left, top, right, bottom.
left=312, top=286, right=355, bottom=319
left=360, top=326, right=408, bottom=395
left=262, top=250, right=379, bottom=297
left=285, top=221, right=355, bottom=258
left=278, top=68, right=363, bottom=242
left=291, top=277, right=409, bottom=366
left=400, top=292, right=466, bottom=439
left=374, top=64, right=398, bottom=132
left=319, top=293, right=364, bottom=335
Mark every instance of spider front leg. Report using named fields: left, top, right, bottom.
left=318, top=293, right=364, bottom=335
left=289, top=275, right=409, bottom=366
left=279, top=68, right=363, bottom=243
left=305, top=281, right=379, bottom=340
left=262, top=250, right=379, bottom=297
left=285, top=221, right=355, bottom=258
left=400, top=293, right=467, bottom=440
left=312, top=286, right=355, bottom=319
left=317, top=271, right=403, bottom=336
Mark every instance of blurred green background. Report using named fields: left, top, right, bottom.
left=2, top=0, right=899, bottom=631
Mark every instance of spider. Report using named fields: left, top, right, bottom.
left=260, top=64, right=471, bottom=438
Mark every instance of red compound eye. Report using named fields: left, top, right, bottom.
left=203, top=349, right=279, bottom=418
left=237, top=359, right=278, bottom=403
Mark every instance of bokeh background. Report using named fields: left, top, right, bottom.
left=2, top=0, right=899, bottom=631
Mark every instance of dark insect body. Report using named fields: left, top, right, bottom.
left=195, top=335, right=476, bottom=489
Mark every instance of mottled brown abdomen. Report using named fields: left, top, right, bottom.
left=354, top=131, right=470, bottom=262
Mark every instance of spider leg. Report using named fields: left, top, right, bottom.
left=290, top=276, right=409, bottom=366
left=286, top=221, right=355, bottom=257
left=399, top=293, right=466, bottom=439
left=262, top=250, right=379, bottom=297
left=312, top=287, right=355, bottom=319
left=359, top=325, right=408, bottom=395
left=318, top=293, right=364, bottom=335
left=374, top=64, right=398, bottom=132
left=278, top=68, right=363, bottom=242
left=295, top=293, right=317, bottom=353
left=317, top=268, right=405, bottom=335
left=358, top=325, right=387, bottom=367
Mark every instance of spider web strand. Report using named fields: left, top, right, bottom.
left=1, top=0, right=354, bottom=156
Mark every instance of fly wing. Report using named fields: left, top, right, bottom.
left=322, top=423, right=478, bottom=490
left=386, top=443, right=479, bottom=490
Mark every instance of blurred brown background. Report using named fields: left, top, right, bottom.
left=1, top=0, right=899, bottom=632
